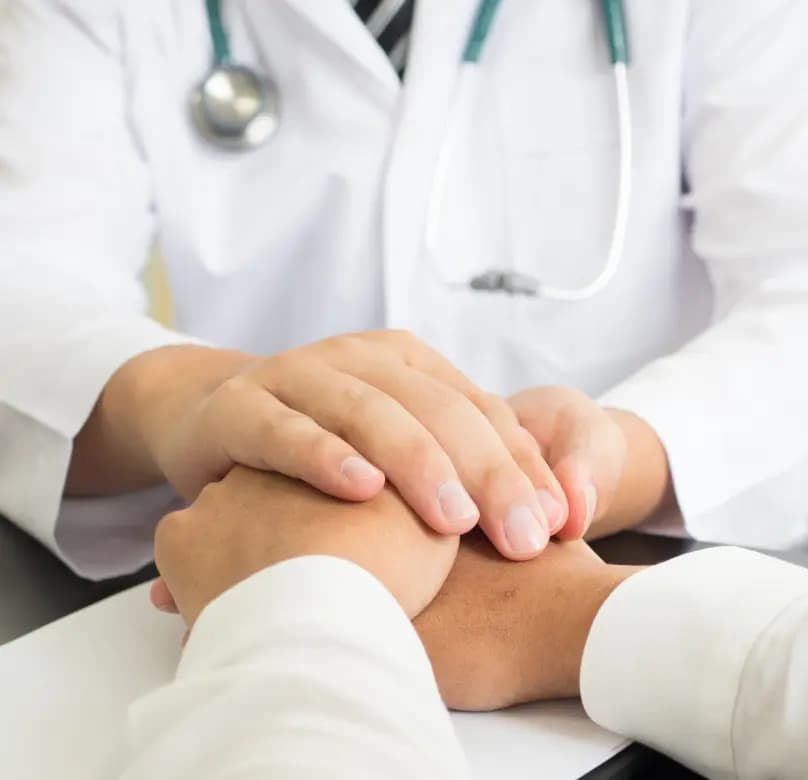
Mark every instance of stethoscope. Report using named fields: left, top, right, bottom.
left=192, top=0, right=632, bottom=301
left=191, top=0, right=281, bottom=150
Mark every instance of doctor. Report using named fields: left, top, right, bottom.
left=2, top=0, right=808, bottom=578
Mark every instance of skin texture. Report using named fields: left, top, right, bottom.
left=153, top=467, right=639, bottom=711
left=414, top=531, right=639, bottom=711
left=69, top=334, right=574, bottom=560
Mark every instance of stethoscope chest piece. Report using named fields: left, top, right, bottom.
left=190, top=63, right=281, bottom=151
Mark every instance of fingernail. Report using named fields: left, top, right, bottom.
left=437, top=481, right=479, bottom=526
left=536, top=489, right=565, bottom=534
left=153, top=599, right=175, bottom=613
left=340, top=456, right=382, bottom=485
left=584, top=484, right=598, bottom=529
left=504, top=504, right=549, bottom=555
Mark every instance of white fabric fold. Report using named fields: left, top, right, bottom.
left=581, top=547, right=808, bottom=779
left=120, top=556, right=469, bottom=779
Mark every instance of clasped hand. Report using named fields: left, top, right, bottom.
left=100, top=332, right=631, bottom=561
left=153, top=467, right=635, bottom=712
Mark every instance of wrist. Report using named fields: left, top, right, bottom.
left=109, top=345, right=254, bottom=460
left=70, top=345, right=253, bottom=494
left=554, top=563, right=642, bottom=697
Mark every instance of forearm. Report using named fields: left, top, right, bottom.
left=587, top=409, right=674, bottom=539
left=66, top=345, right=250, bottom=497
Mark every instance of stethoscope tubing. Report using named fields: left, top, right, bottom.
left=425, top=0, right=632, bottom=300
left=196, top=0, right=632, bottom=301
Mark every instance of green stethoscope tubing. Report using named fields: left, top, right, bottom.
left=601, top=0, right=630, bottom=65
left=206, top=0, right=231, bottom=65
left=427, top=0, right=633, bottom=299
left=200, top=0, right=633, bottom=298
left=464, top=0, right=629, bottom=64
left=206, top=0, right=629, bottom=69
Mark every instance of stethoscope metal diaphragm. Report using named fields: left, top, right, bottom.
left=190, top=62, right=281, bottom=151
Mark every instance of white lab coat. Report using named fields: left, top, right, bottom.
left=2, top=0, right=808, bottom=577
left=119, top=547, right=808, bottom=779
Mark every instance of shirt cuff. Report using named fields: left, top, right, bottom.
left=180, top=555, right=441, bottom=693
left=599, top=369, right=729, bottom=525
left=580, top=547, right=808, bottom=778
left=0, top=317, right=202, bottom=578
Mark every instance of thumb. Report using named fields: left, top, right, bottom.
left=150, top=577, right=179, bottom=614
left=549, top=455, right=599, bottom=540
left=545, top=419, right=626, bottom=541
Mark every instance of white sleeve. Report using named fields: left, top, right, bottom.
left=581, top=547, right=808, bottom=779
left=0, top=2, right=196, bottom=576
left=118, top=556, right=469, bottom=780
left=599, top=0, right=808, bottom=550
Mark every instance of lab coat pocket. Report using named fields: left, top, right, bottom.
left=177, top=150, right=328, bottom=278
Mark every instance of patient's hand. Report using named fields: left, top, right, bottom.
left=414, top=532, right=638, bottom=711
left=154, top=466, right=459, bottom=628
left=154, top=468, right=636, bottom=713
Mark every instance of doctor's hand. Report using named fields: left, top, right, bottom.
left=414, top=531, right=639, bottom=711
left=509, top=387, right=672, bottom=539
left=72, top=332, right=570, bottom=560
left=153, top=466, right=460, bottom=628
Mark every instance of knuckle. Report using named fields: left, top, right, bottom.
left=551, top=384, right=591, bottom=411
left=388, top=329, right=423, bottom=360
left=339, top=382, right=380, bottom=423
left=389, top=328, right=417, bottom=344
left=438, top=389, right=478, bottom=422
left=476, top=391, right=512, bottom=421
left=404, top=436, right=443, bottom=481
left=249, top=413, right=309, bottom=472
left=558, top=384, right=588, bottom=402
left=261, top=351, right=290, bottom=377
left=343, top=380, right=370, bottom=405
left=318, top=333, right=365, bottom=363
left=255, top=408, right=298, bottom=443
left=154, top=508, right=191, bottom=552
left=212, top=375, right=252, bottom=409
left=260, top=352, right=306, bottom=390
left=193, top=480, right=222, bottom=510
left=224, top=373, right=253, bottom=394
left=272, top=414, right=336, bottom=463
left=307, top=430, right=341, bottom=466
left=479, top=457, right=521, bottom=496
left=509, top=434, right=544, bottom=474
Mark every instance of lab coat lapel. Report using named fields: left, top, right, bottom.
left=382, top=0, right=481, bottom=327
left=277, top=0, right=399, bottom=90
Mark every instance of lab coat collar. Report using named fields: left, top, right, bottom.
left=381, top=0, right=481, bottom=327
left=277, top=0, right=400, bottom=92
